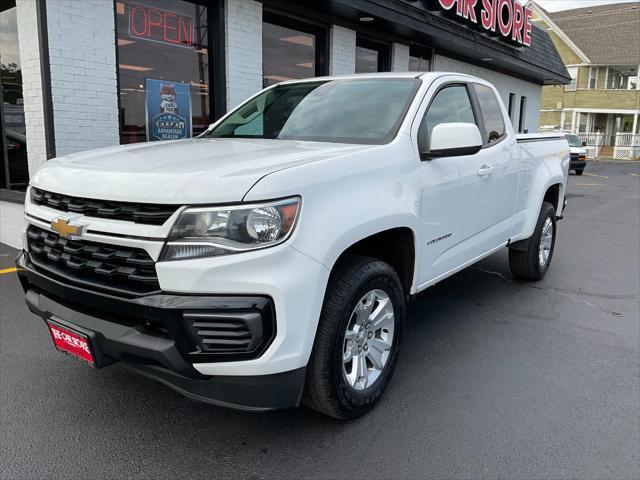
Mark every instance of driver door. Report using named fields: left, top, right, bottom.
left=414, top=81, right=496, bottom=285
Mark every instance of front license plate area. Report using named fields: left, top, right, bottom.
left=47, top=320, right=96, bottom=367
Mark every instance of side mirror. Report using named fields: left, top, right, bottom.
left=422, top=122, right=483, bottom=160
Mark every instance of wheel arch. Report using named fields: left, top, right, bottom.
left=543, top=182, right=563, bottom=213
left=511, top=181, right=564, bottom=251
left=327, top=227, right=417, bottom=298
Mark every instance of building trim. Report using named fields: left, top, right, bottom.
left=588, top=66, right=597, bottom=90
left=562, top=108, right=640, bottom=114
left=112, top=1, right=123, bottom=134
left=36, top=0, right=55, bottom=160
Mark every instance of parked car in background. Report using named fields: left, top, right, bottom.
left=17, top=73, right=569, bottom=419
left=566, top=134, right=587, bottom=175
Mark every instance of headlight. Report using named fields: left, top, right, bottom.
left=160, top=197, right=300, bottom=260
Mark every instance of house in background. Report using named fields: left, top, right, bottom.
left=528, top=1, right=640, bottom=159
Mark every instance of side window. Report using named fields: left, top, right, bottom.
left=421, top=85, right=475, bottom=151
left=473, top=84, right=506, bottom=145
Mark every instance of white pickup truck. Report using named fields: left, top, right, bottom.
left=17, top=73, right=569, bottom=419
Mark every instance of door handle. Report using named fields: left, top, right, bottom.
left=477, top=165, right=495, bottom=176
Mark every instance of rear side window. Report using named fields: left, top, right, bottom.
left=473, top=84, right=506, bottom=145
left=422, top=85, right=476, bottom=150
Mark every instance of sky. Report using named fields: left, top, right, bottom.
left=534, top=0, right=640, bottom=11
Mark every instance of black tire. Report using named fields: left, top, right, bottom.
left=303, top=255, right=405, bottom=419
left=509, top=201, right=557, bottom=281
left=575, top=168, right=584, bottom=176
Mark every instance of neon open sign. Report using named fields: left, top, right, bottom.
left=129, top=3, right=194, bottom=48
left=437, top=0, right=533, bottom=47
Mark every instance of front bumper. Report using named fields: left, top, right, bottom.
left=570, top=158, right=587, bottom=170
left=17, top=252, right=306, bottom=410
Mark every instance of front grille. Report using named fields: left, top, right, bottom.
left=183, top=311, right=265, bottom=353
left=26, top=224, right=159, bottom=296
left=30, top=187, right=179, bottom=225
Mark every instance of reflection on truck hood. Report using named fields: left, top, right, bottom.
left=569, top=146, right=587, bottom=155
left=31, top=138, right=363, bottom=204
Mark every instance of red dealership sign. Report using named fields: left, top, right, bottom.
left=128, top=3, right=194, bottom=48
left=437, top=0, right=533, bottom=46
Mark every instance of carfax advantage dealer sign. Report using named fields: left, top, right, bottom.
left=145, top=79, right=192, bottom=141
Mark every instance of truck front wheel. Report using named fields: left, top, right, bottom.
left=509, top=201, right=557, bottom=281
left=304, top=256, right=405, bottom=419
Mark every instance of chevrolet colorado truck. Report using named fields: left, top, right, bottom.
left=16, top=73, right=569, bottom=419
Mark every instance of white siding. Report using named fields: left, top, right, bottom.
left=225, top=0, right=262, bottom=110
left=391, top=43, right=410, bottom=72
left=0, top=201, right=25, bottom=249
left=434, top=55, right=542, bottom=132
left=46, top=0, right=119, bottom=156
left=329, top=25, right=356, bottom=75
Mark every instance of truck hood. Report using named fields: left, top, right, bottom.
left=569, top=146, right=587, bottom=155
left=31, top=138, right=363, bottom=203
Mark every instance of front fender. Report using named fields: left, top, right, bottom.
left=243, top=138, right=423, bottom=289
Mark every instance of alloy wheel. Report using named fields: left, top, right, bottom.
left=342, top=289, right=395, bottom=391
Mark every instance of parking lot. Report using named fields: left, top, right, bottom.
left=1, top=161, right=638, bottom=479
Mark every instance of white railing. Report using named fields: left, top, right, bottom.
left=578, top=132, right=604, bottom=146
left=613, top=133, right=640, bottom=160
left=614, top=133, right=640, bottom=147
left=578, top=132, right=604, bottom=158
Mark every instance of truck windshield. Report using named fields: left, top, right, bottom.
left=566, top=134, right=583, bottom=147
left=204, top=78, right=420, bottom=144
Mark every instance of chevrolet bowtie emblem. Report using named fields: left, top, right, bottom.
left=51, top=218, right=85, bottom=239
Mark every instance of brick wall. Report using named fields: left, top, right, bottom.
left=434, top=55, right=542, bottom=132
left=329, top=26, right=356, bottom=75
left=391, top=43, right=409, bottom=72
left=225, top=0, right=262, bottom=110
left=0, top=201, right=24, bottom=249
left=46, top=0, right=119, bottom=156
left=2, top=1, right=44, bottom=248
left=16, top=0, right=47, bottom=175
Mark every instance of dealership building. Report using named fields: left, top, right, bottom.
left=0, top=0, right=569, bottom=247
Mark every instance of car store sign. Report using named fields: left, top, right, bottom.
left=437, top=0, right=533, bottom=46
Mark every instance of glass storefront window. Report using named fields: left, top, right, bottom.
left=115, top=0, right=211, bottom=144
left=262, top=14, right=325, bottom=88
left=408, top=44, right=431, bottom=72
left=1, top=1, right=29, bottom=192
left=356, top=45, right=378, bottom=73
left=355, top=37, right=389, bottom=73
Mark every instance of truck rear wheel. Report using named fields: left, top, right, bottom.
left=304, top=255, right=405, bottom=419
left=509, top=201, right=557, bottom=281
left=575, top=168, right=584, bottom=176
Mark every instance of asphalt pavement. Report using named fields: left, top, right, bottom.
left=1, top=161, right=639, bottom=479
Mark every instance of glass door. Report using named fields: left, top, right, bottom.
left=262, top=12, right=327, bottom=88
left=115, top=0, right=212, bottom=144
left=0, top=0, right=29, bottom=192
